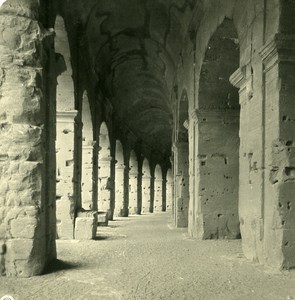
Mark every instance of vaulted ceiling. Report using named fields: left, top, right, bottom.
left=60, top=0, right=197, bottom=162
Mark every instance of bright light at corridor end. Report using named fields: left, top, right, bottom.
left=0, top=0, right=7, bottom=7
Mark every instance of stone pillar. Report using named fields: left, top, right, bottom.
left=81, top=142, right=94, bottom=210
left=137, top=157, right=143, bottom=214
left=81, top=91, right=94, bottom=211
left=0, top=2, right=56, bottom=276
left=142, top=159, right=151, bottom=213
left=150, top=174, right=155, bottom=213
left=260, top=34, right=295, bottom=268
left=98, top=157, right=112, bottom=215
left=188, top=117, right=197, bottom=238
left=56, top=111, right=77, bottom=239
left=230, top=64, right=261, bottom=259
left=154, top=165, right=163, bottom=212
left=129, top=151, right=138, bottom=215
left=166, top=169, right=173, bottom=211
left=173, top=141, right=189, bottom=228
left=189, top=109, right=240, bottom=239
left=114, top=141, right=125, bottom=217
left=98, top=123, right=112, bottom=218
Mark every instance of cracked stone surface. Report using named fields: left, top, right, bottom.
left=0, top=213, right=295, bottom=299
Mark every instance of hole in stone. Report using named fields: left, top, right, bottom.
left=279, top=202, right=283, bottom=208
left=282, top=220, right=285, bottom=226
left=286, top=140, right=293, bottom=146
left=224, top=157, right=228, bottom=165
left=285, top=241, right=289, bottom=247
left=282, top=115, right=287, bottom=122
left=287, top=202, right=291, bottom=210
left=201, top=161, right=206, bottom=166
left=66, top=160, right=74, bottom=167
left=63, top=129, right=70, bottom=134
left=218, top=214, right=223, bottom=218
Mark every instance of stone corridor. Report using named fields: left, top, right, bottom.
left=1, top=212, right=295, bottom=299
left=1, top=1, right=295, bottom=298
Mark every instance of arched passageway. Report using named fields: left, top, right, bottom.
left=55, top=15, right=77, bottom=240
left=190, top=18, right=240, bottom=239
left=1, top=0, right=295, bottom=279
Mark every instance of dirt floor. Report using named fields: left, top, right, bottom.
left=0, top=212, right=295, bottom=300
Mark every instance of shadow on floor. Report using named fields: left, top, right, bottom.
left=43, top=259, right=82, bottom=275
left=93, top=235, right=110, bottom=241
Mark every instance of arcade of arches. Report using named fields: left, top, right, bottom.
left=0, top=0, right=295, bottom=281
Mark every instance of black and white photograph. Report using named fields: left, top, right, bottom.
left=0, top=0, right=294, bottom=299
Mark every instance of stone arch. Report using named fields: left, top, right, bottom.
left=129, top=150, right=138, bottom=215
left=189, top=17, right=240, bottom=240
left=55, top=15, right=77, bottom=239
left=98, top=121, right=112, bottom=218
left=154, top=164, right=163, bottom=212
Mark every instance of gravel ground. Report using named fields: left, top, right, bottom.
left=0, top=212, right=295, bottom=300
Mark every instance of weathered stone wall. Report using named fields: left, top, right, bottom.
left=173, top=142, right=189, bottom=228
left=177, top=0, right=291, bottom=268
left=194, top=110, right=240, bottom=239
left=56, top=111, right=76, bottom=239
left=0, top=0, right=56, bottom=276
left=259, top=33, right=295, bottom=269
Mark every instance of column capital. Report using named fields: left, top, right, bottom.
left=99, top=156, right=112, bottom=162
left=260, top=34, right=295, bottom=71
left=229, top=66, right=247, bottom=89
left=56, top=110, right=78, bottom=123
left=154, top=178, right=163, bottom=182
left=191, top=109, right=240, bottom=124
left=83, top=140, right=95, bottom=148
left=172, top=141, right=188, bottom=150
